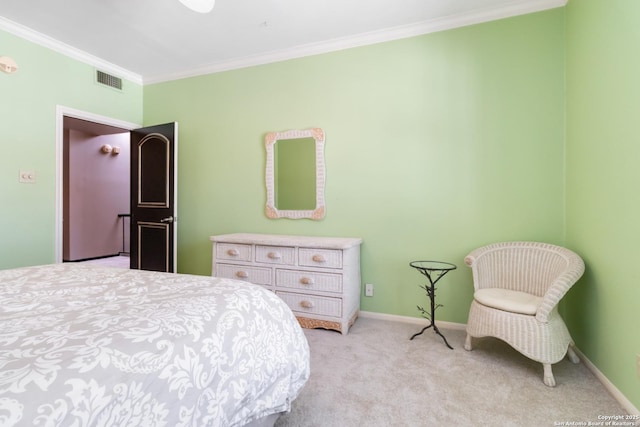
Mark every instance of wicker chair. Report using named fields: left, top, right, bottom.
left=463, top=242, right=585, bottom=387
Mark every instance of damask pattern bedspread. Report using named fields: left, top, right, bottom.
left=0, top=263, right=310, bottom=426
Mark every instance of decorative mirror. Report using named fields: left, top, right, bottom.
left=265, top=128, right=325, bottom=220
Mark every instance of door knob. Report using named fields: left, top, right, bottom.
left=160, top=216, right=174, bottom=223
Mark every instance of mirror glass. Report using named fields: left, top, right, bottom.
left=265, top=128, right=325, bottom=220
left=275, top=137, right=316, bottom=210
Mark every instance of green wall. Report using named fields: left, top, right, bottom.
left=0, top=29, right=143, bottom=269
left=565, top=0, right=640, bottom=411
left=144, top=9, right=566, bottom=323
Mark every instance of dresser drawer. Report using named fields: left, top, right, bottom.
left=298, top=248, right=342, bottom=269
left=276, top=269, right=343, bottom=294
left=216, top=243, right=252, bottom=262
left=255, top=245, right=295, bottom=265
left=276, top=292, right=342, bottom=318
left=216, top=264, right=272, bottom=286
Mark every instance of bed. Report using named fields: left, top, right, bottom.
left=0, top=263, right=310, bottom=427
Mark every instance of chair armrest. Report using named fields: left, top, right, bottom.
left=536, top=256, right=585, bottom=323
left=464, top=254, right=476, bottom=268
left=464, top=253, right=482, bottom=291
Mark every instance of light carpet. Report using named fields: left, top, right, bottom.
left=276, top=317, right=628, bottom=427
left=77, top=255, right=130, bottom=269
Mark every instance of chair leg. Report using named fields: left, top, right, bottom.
left=464, top=334, right=473, bottom=351
left=543, top=363, right=556, bottom=387
left=567, top=345, right=580, bottom=364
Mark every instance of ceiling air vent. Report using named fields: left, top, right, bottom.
left=96, top=70, right=122, bottom=90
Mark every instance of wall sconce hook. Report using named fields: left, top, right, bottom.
left=0, top=56, right=18, bottom=74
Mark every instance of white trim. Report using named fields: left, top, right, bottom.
left=572, top=347, right=640, bottom=416
left=2, top=1, right=565, bottom=85
left=171, top=122, right=179, bottom=273
left=55, top=106, right=141, bottom=263
left=0, top=16, right=143, bottom=85
left=145, top=0, right=567, bottom=84
left=359, top=310, right=467, bottom=331
left=361, top=311, right=639, bottom=415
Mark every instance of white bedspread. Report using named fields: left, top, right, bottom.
left=0, top=263, right=310, bottom=426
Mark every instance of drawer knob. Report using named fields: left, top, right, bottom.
left=235, top=271, right=249, bottom=279
left=312, top=254, right=326, bottom=263
left=267, top=252, right=282, bottom=260
left=300, top=300, right=314, bottom=309
left=227, top=249, right=239, bottom=256
left=300, top=277, right=314, bottom=286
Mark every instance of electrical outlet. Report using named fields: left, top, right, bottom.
left=19, top=170, right=36, bottom=184
left=365, top=283, right=374, bottom=297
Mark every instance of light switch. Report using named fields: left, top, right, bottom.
left=19, top=170, right=36, bottom=184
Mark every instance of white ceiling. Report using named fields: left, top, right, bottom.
left=0, top=0, right=565, bottom=84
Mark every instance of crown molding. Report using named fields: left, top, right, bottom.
left=1, top=0, right=566, bottom=86
left=0, top=16, right=143, bottom=85
left=145, top=0, right=567, bottom=84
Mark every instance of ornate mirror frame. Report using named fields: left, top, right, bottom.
left=265, top=128, right=325, bottom=220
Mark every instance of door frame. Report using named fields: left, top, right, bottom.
left=55, top=105, right=140, bottom=263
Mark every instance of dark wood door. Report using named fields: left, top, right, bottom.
left=130, top=123, right=177, bottom=272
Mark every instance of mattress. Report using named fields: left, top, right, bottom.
left=0, top=263, right=310, bottom=426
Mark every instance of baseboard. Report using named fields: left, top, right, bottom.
left=359, top=310, right=639, bottom=415
left=572, top=347, right=640, bottom=415
left=359, top=310, right=467, bottom=331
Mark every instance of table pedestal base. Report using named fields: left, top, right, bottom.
left=410, top=322, right=453, bottom=349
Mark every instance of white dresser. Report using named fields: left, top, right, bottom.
left=210, top=233, right=362, bottom=335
